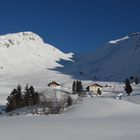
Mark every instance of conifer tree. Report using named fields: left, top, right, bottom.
left=134, top=77, right=138, bottom=84
left=29, top=86, right=39, bottom=105
left=66, top=96, right=73, bottom=107
left=79, top=81, right=83, bottom=92
left=33, top=91, right=39, bottom=105
left=6, top=84, right=40, bottom=112
left=24, top=85, right=33, bottom=106
left=72, top=81, right=76, bottom=92
left=6, top=88, right=18, bottom=112
left=75, top=81, right=83, bottom=95
left=16, top=84, right=23, bottom=108
left=76, top=81, right=80, bottom=93
left=97, top=88, right=102, bottom=95
left=125, top=79, right=133, bottom=96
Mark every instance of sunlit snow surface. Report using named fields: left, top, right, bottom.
left=1, top=88, right=140, bottom=140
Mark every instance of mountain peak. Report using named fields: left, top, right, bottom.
left=0, top=31, right=44, bottom=48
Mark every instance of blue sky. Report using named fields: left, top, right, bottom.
left=0, top=0, right=140, bottom=53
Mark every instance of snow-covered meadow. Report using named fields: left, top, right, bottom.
left=0, top=82, right=140, bottom=140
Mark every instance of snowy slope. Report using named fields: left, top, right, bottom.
left=1, top=96, right=140, bottom=140
left=66, top=32, right=140, bottom=81
left=0, top=31, right=73, bottom=75
left=0, top=32, right=73, bottom=102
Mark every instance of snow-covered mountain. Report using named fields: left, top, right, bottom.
left=0, top=31, right=73, bottom=75
left=0, top=32, right=73, bottom=100
left=1, top=31, right=140, bottom=99
left=64, top=32, right=140, bottom=81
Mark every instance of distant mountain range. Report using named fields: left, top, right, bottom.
left=0, top=31, right=140, bottom=85
left=65, top=32, right=140, bottom=81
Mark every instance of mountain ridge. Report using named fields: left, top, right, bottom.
left=0, top=31, right=45, bottom=48
left=52, top=32, right=140, bottom=82
left=0, top=31, right=140, bottom=84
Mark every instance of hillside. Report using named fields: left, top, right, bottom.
left=0, top=32, right=73, bottom=102
left=58, top=32, right=140, bottom=82
left=0, top=31, right=73, bottom=74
